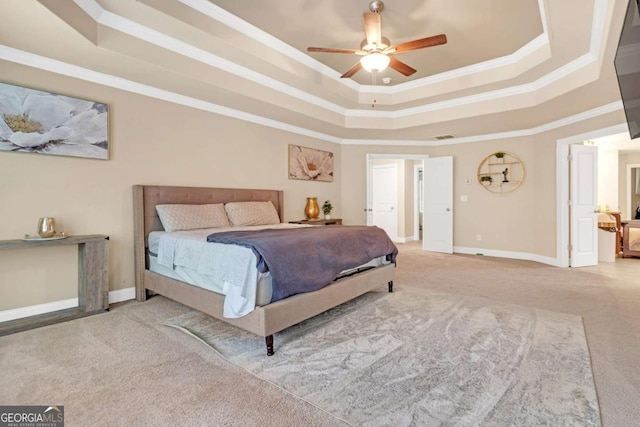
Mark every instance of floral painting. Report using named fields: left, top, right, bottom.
left=289, top=144, right=333, bottom=182
left=0, top=82, right=108, bottom=160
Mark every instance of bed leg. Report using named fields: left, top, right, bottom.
left=388, top=280, right=393, bottom=293
left=265, top=335, right=274, bottom=356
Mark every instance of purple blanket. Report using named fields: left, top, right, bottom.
left=206, top=225, right=397, bottom=302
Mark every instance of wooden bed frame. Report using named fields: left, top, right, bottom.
left=133, top=185, right=395, bottom=355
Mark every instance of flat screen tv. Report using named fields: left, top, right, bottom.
left=615, top=0, right=640, bottom=139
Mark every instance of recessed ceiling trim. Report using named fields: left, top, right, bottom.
left=346, top=53, right=597, bottom=121
left=343, top=102, right=623, bottom=146
left=0, top=44, right=621, bottom=147
left=74, top=0, right=348, bottom=115
left=590, top=0, right=610, bottom=54
left=0, top=44, right=341, bottom=144
left=176, top=0, right=359, bottom=89
left=71, top=0, right=102, bottom=21
left=178, top=0, right=552, bottom=97
left=362, top=33, right=550, bottom=95
left=70, top=0, right=609, bottom=127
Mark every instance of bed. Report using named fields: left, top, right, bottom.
left=133, top=185, right=396, bottom=355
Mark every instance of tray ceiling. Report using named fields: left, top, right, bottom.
left=0, top=0, right=624, bottom=143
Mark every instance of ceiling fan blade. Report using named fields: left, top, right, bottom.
left=341, top=62, right=363, bottom=78
left=363, top=12, right=382, bottom=46
left=386, top=34, right=447, bottom=54
left=307, top=47, right=363, bottom=54
left=388, top=57, right=417, bottom=76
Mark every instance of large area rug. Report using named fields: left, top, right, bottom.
left=164, top=288, right=600, bottom=426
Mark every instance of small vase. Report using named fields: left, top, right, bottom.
left=37, top=217, right=56, bottom=238
left=304, top=197, right=320, bottom=220
left=325, top=214, right=331, bottom=220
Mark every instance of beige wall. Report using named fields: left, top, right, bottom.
left=0, top=61, right=341, bottom=311
left=341, top=111, right=625, bottom=259
left=0, top=57, right=626, bottom=312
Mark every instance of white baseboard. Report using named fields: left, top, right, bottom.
left=453, top=246, right=561, bottom=267
left=0, top=287, right=137, bottom=323
left=395, top=235, right=418, bottom=243
left=0, top=298, right=78, bottom=322
left=109, top=287, right=136, bottom=304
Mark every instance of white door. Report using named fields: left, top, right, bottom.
left=570, top=144, right=598, bottom=267
left=371, top=164, right=398, bottom=241
left=423, top=156, right=453, bottom=253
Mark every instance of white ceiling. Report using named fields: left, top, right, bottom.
left=0, top=0, right=628, bottom=144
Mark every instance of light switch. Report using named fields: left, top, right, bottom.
left=460, top=195, right=468, bottom=202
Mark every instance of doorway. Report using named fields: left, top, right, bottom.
left=557, top=123, right=631, bottom=267
left=366, top=153, right=453, bottom=253
left=366, top=154, right=428, bottom=243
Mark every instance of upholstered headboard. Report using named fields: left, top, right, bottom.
left=132, top=185, right=284, bottom=300
left=134, top=185, right=284, bottom=238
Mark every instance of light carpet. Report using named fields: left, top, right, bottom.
left=164, top=287, right=600, bottom=426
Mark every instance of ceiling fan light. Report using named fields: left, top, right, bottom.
left=360, top=53, right=390, bottom=72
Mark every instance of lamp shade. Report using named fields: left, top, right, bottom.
left=360, top=53, right=390, bottom=72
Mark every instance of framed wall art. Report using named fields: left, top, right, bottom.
left=288, top=144, right=334, bottom=182
left=0, top=82, right=109, bottom=160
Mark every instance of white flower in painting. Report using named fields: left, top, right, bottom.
left=0, top=83, right=107, bottom=158
left=289, top=145, right=334, bottom=181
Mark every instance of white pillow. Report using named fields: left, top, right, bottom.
left=224, top=201, right=280, bottom=226
left=156, top=203, right=230, bottom=232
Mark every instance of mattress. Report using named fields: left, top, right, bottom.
left=148, top=224, right=387, bottom=318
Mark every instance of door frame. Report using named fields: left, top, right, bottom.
left=556, top=123, right=627, bottom=267
left=626, top=163, right=640, bottom=220
left=414, top=164, right=423, bottom=241
left=366, top=153, right=429, bottom=242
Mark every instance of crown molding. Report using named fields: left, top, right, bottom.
left=343, top=102, right=623, bottom=146
left=177, top=0, right=357, bottom=88
left=0, top=44, right=621, bottom=146
left=0, top=44, right=341, bottom=144
left=74, top=0, right=348, bottom=115
left=365, top=33, right=550, bottom=96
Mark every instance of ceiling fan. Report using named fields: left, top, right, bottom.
left=307, top=0, right=447, bottom=79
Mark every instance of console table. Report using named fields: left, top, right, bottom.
left=0, top=234, right=109, bottom=336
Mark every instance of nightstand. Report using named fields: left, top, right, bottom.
left=289, top=218, right=342, bottom=226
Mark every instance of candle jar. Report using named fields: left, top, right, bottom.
left=37, top=217, right=56, bottom=238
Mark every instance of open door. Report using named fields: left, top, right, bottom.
left=570, top=144, right=598, bottom=267
left=423, top=156, right=453, bottom=253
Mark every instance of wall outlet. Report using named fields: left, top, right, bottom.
left=460, top=195, right=468, bottom=202
left=476, top=234, right=482, bottom=241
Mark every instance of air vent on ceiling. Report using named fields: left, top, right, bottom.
left=434, top=134, right=455, bottom=140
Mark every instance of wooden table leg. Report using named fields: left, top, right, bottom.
left=78, top=238, right=109, bottom=312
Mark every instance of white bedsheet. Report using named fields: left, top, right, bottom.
left=153, top=224, right=308, bottom=318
